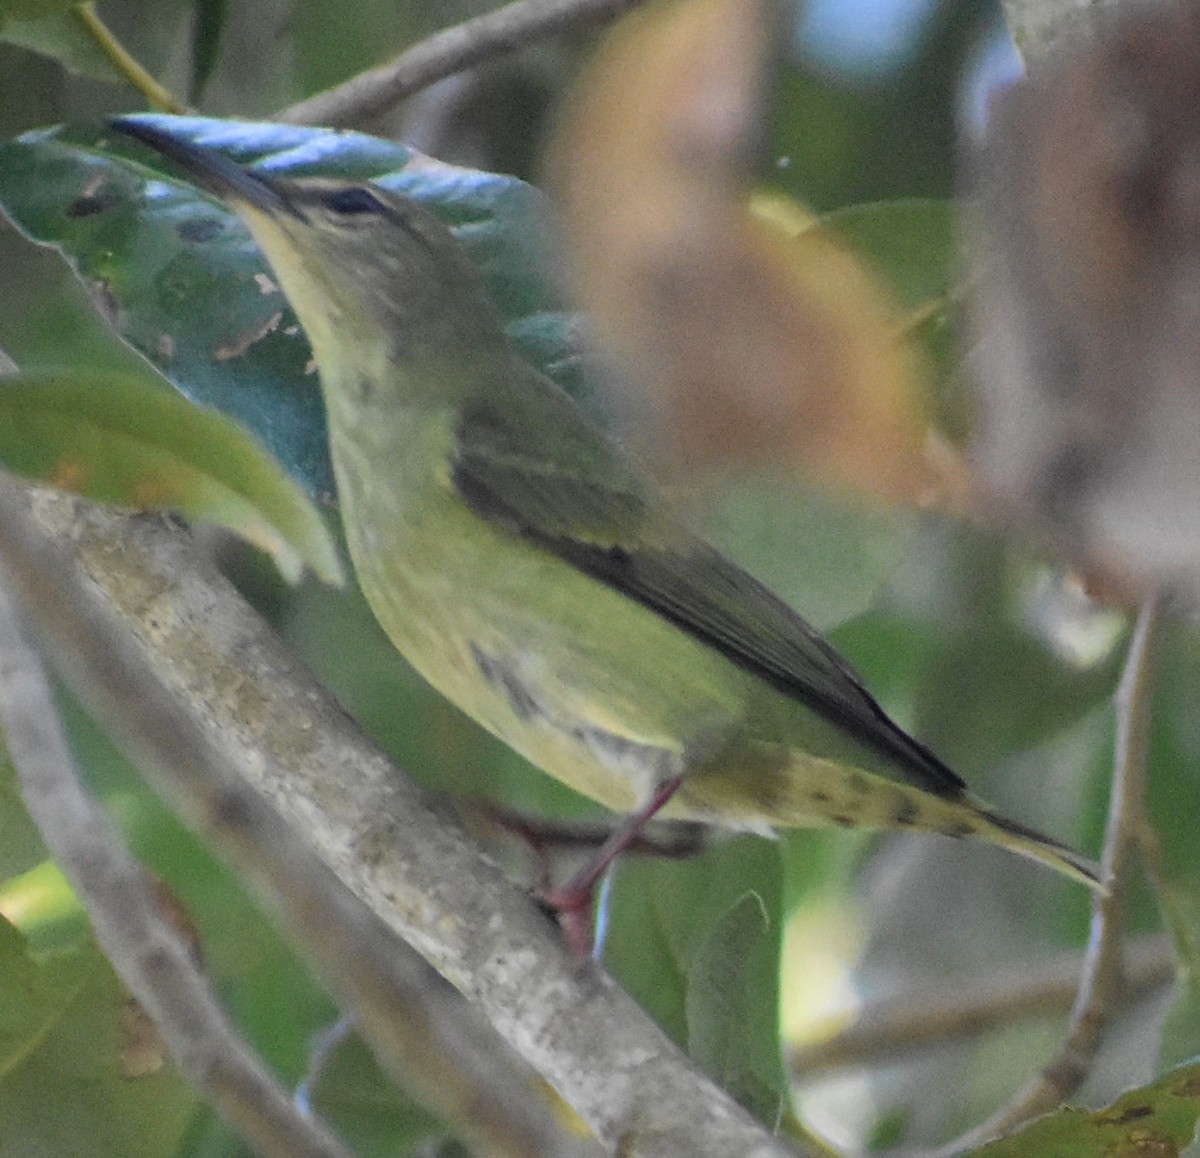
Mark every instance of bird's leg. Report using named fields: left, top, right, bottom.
left=476, top=800, right=704, bottom=884
left=537, top=774, right=688, bottom=958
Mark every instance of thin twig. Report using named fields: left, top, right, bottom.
left=73, top=2, right=188, bottom=113
left=0, top=581, right=351, bottom=1158
left=789, top=934, right=1175, bottom=1077
left=0, top=474, right=600, bottom=1158
left=275, top=0, right=646, bottom=127
left=1137, top=821, right=1200, bottom=974
left=933, top=594, right=1167, bottom=1156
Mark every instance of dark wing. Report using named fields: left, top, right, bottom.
left=452, top=394, right=966, bottom=799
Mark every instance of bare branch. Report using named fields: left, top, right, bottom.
left=789, top=934, right=1175, bottom=1077
left=0, top=474, right=599, bottom=1158
left=0, top=474, right=799, bottom=1158
left=0, top=574, right=350, bottom=1158
left=934, top=595, right=1167, bottom=1155
left=276, top=0, right=646, bottom=127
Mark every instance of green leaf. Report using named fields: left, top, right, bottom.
left=0, top=861, right=90, bottom=955
left=602, top=837, right=790, bottom=1124
left=819, top=199, right=957, bottom=311
left=307, top=1027, right=450, bottom=1155
left=706, top=481, right=918, bottom=633
left=601, top=859, right=690, bottom=1044
left=0, top=370, right=343, bottom=583
left=0, top=115, right=583, bottom=498
left=0, top=913, right=197, bottom=1157
left=0, top=0, right=77, bottom=22
left=1161, top=967, right=1200, bottom=1078
left=189, top=0, right=228, bottom=101
left=0, top=10, right=116, bottom=81
left=687, top=892, right=788, bottom=1125
left=974, top=1060, right=1200, bottom=1158
left=817, top=198, right=967, bottom=435
left=0, top=742, right=48, bottom=881
left=1147, top=628, right=1200, bottom=1069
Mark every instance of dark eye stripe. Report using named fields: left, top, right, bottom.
left=323, top=187, right=387, bottom=215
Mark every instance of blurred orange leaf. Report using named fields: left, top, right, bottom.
left=549, top=0, right=940, bottom=505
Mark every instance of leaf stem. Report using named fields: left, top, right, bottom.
left=73, top=2, right=189, bottom=114
left=275, top=0, right=647, bottom=127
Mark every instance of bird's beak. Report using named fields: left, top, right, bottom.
left=110, top=117, right=292, bottom=217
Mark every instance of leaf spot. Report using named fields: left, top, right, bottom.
left=116, top=998, right=168, bottom=1079
left=86, top=278, right=121, bottom=328
left=176, top=217, right=223, bottom=243
left=1171, top=1073, right=1200, bottom=1097
left=47, top=457, right=89, bottom=491
left=67, top=193, right=109, bottom=218
left=1121, top=1128, right=1177, bottom=1157
left=254, top=272, right=280, bottom=295
left=214, top=311, right=283, bottom=361
left=67, top=172, right=112, bottom=217
left=131, top=474, right=178, bottom=507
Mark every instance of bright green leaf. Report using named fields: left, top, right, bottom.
left=0, top=861, right=89, bottom=955
left=975, top=1060, right=1200, bottom=1158
left=0, top=370, right=343, bottom=583
left=0, top=913, right=196, bottom=1157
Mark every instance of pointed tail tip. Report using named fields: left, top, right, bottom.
left=980, top=804, right=1107, bottom=894
left=1044, top=844, right=1108, bottom=895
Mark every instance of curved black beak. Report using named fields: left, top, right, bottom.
left=110, top=117, right=291, bottom=216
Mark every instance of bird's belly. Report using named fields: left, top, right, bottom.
left=344, top=495, right=747, bottom=814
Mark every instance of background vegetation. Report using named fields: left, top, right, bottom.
left=0, top=0, right=1196, bottom=1155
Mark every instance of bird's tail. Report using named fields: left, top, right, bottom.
left=973, top=802, right=1105, bottom=892
left=684, top=753, right=1105, bottom=892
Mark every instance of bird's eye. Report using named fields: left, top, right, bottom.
left=322, top=187, right=387, bottom=216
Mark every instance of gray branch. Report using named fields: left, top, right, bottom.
left=0, top=474, right=597, bottom=1157
left=789, top=934, right=1174, bottom=1077
left=934, top=596, right=1166, bottom=1155
left=0, top=570, right=351, bottom=1158
left=1000, top=0, right=1122, bottom=67
left=0, top=473, right=797, bottom=1158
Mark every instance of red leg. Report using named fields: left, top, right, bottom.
left=537, top=774, right=687, bottom=958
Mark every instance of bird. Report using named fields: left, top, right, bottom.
left=112, top=117, right=1102, bottom=939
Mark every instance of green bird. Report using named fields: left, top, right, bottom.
left=113, top=118, right=1102, bottom=921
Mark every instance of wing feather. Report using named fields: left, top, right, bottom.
left=452, top=398, right=965, bottom=798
